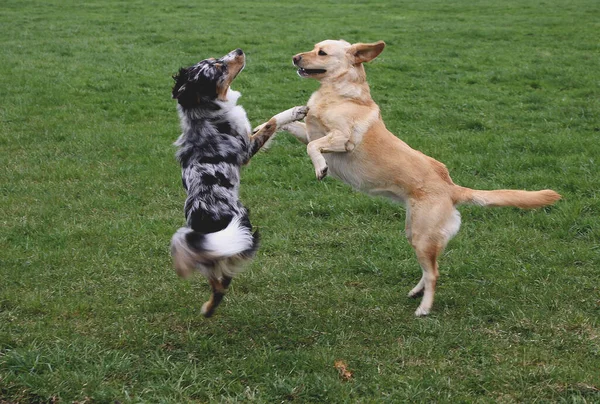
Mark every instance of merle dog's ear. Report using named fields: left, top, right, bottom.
left=172, top=67, right=198, bottom=107
left=172, top=67, right=189, bottom=100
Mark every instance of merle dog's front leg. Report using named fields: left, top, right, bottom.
left=248, top=106, right=308, bottom=158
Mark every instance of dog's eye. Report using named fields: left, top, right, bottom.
left=318, top=50, right=327, bottom=56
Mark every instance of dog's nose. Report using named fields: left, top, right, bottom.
left=293, top=54, right=302, bottom=65
left=234, top=48, right=244, bottom=56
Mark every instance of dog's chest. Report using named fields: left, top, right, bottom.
left=305, top=114, right=328, bottom=142
left=227, top=105, right=252, bottom=138
left=305, top=95, right=337, bottom=142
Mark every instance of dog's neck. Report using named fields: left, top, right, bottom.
left=176, top=88, right=251, bottom=141
left=178, top=88, right=242, bottom=122
left=318, top=66, right=373, bottom=103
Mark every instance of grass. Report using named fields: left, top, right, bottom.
left=1, top=0, right=599, bottom=401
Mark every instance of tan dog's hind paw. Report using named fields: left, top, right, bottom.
left=414, top=306, right=430, bottom=317
left=316, top=166, right=328, bottom=180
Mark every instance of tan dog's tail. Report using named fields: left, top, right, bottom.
left=453, top=186, right=561, bottom=209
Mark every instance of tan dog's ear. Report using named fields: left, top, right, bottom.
left=350, top=41, right=385, bottom=64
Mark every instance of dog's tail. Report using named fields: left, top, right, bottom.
left=170, top=216, right=259, bottom=278
left=453, top=186, right=561, bottom=209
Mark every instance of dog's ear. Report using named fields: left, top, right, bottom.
left=172, top=67, right=189, bottom=100
left=172, top=67, right=199, bottom=107
left=350, top=41, right=385, bottom=64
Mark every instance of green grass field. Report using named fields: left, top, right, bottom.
left=2, top=0, right=599, bottom=402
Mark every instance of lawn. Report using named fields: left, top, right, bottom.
left=1, top=0, right=599, bottom=402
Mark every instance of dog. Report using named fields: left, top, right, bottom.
left=277, top=39, right=561, bottom=316
left=170, top=48, right=308, bottom=317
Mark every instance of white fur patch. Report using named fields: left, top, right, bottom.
left=442, top=208, right=462, bottom=242
left=175, top=88, right=251, bottom=144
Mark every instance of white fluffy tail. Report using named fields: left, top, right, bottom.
left=170, top=216, right=258, bottom=278
left=202, top=216, right=255, bottom=256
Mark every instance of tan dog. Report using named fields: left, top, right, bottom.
left=279, top=39, right=561, bottom=316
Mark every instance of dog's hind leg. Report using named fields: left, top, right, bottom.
left=410, top=238, right=441, bottom=317
left=406, top=200, right=460, bottom=316
left=405, top=208, right=426, bottom=298
left=221, top=275, right=232, bottom=289
left=201, top=278, right=227, bottom=318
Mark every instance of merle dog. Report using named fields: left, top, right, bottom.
left=170, top=48, right=307, bottom=317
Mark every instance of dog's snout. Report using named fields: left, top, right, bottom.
left=293, top=54, right=302, bottom=65
left=234, top=48, right=244, bottom=56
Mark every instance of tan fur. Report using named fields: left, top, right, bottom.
left=217, top=56, right=245, bottom=101
left=286, top=39, right=561, bottom=316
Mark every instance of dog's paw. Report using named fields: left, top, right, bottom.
left=291, top=105, right=309, bottom=121
left=201, top=301, right=215, bottom=318
left=316, top=165, right=328, bottom=180
left=407, top=289, right=424, bottom=299
left=252, top=122, right=266, bottom=134
left=253, top=118, right=277, bottom=135
left=414, top=306, right=430, bottom=317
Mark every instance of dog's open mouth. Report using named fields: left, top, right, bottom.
left=297, top=67, right=327, bottom=77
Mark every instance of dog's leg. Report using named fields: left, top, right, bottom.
left=408, top=277, right=425, bottom=298
left=252, top=121, right=308, bottom=147
left=406, top=201, right=458, bottom=316
left=413, top=245, right=440, bottom=317
left=405, top=207, right=426, bottom=298
left=306, top=130, right=354, bottom=180
left=201, top=278, right=227, bottom=318
left=221, top=275, right=232, bottom=289
left=248, top=106, right=308, bottom=158
left=280, top=122, right=309, bottom=145
left=248, top=119, right=278, bottom=158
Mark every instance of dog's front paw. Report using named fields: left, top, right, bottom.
left=291, top=105, right=309, bottom=121
left=316, top=165, right=328, bottom=180
left=252, top=122, right=266, bottom=134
